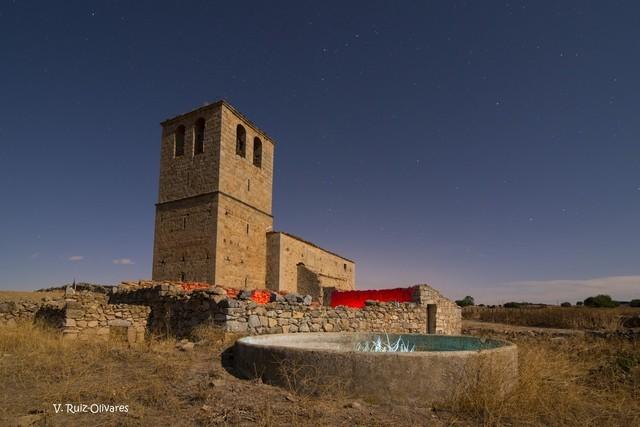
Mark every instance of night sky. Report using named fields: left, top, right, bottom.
left=1, top=1, right=639, bottom=303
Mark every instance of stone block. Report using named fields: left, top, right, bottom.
left=226, top=321, right=248, bottom=333
left=248, top=315, right=260, bottom=328
left=108, top=319, right=132, bottom=327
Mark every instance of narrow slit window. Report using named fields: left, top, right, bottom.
left=174, top=125, right=185, bottom=157
left=236, top=124, right=246, bottom=157
left=194, top=118, right=205, bottom=155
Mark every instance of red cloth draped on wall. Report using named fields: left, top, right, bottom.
left=329, top=287, right=416, bottom=308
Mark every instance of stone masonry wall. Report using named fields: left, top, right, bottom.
left=266, top=232, right=355, bottom=297
left=214, top=194, right=272, bottom=289
left=0, top=295, right=65, bottom=328
left=109, top=282, right=461, bottom=337
left=224, top=299, right=427, bottom=335
left=153, top=102, right=222, bottom=284
left=62, top=291, right=150, bottom=344
left=414, top=284, right=462, bottom=335
left=0, top=283, right=462, bottom=339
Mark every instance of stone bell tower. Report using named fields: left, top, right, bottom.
left=152, top=100, right=275, bottom=289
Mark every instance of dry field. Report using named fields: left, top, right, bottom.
left=0, top=291, right=63, bottom=302
left=463, top=306, right=640, bottom=331
left=0, top=321, right=638, bottom=426
left=0, top=322, right=458, bottom=427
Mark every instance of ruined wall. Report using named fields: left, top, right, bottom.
left=62, top=292, right=150, bottom=343
left=110, top=286, right=428, bottom=337
left=223, top=299, right=428, bottom=335
left=413, top=284, right=462, bottom=335
left=1, top=284, right=462, bottom=339
left=266, top=232, right=355, bottom=297
left=0, top=296, right=64, bottom=327
left=153, top=103, right=222, bottom=283
left=110, top=280, right=461, bottom=337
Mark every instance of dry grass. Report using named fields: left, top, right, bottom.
left=0, top=290, right=63, bottom=301
left=0, top=323, right=452, bottom=426
left=442, top=335, right=640, bottom=426
left=463, top=306, right=640, bottom=330
left=0, top=322, right=191, bottom=425
left=2, top=320, right=638, bottom=426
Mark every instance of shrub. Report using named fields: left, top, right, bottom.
left=584, top=294, right=619, bottom=308
left=561, top=302, right=572, bottom=307
left=456, top=296, right=475, bottom=307
left=442, top=336, right=640, bottom=426
left=504, top=302, right=524, bottom=308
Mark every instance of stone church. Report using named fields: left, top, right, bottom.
left=152, top=100, right=355, bottom=299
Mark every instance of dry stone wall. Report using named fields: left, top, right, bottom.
left=0, top=283, right=462, bottom=340
left=157, top=104, right=221, bottom=204
left=224, top=300, right=428, bottom=335
left=413, top=285, right=462, bottom=335
left=0, top=296, right=65, bottom=328
left=62, top=291, right=150, bottom=344
left=109, top=282, right=461, bottom=337
left=218, top=103, right=275, bottom=215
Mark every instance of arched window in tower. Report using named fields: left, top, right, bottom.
left=194, top=118, right=205, bottom=155
left=174, top=125, right=185, bottom=157
left=236, top=124, right=246, bottom=157
left=253, top=137, right=262, bottom=167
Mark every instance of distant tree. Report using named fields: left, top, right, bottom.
left=455, top=296, right=475, bottom=307
left=583, top=294, right=619, bottom=308
left=560, top=302, right=571, bottom=307
left=503, top=302, right=520, bottom=308
left=576, top=301, right=583, bottom=306
left=630, top=299, right=640, bottom=308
